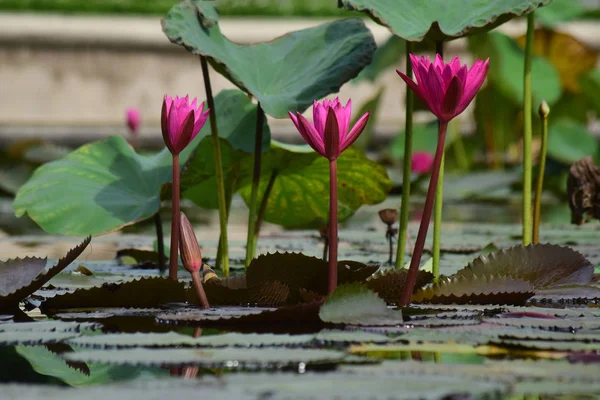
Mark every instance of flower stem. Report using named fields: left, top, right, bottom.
left=154, top=212, right=166, bottom=274
left=533, top=101, right=549, bottom=244
left=395, top=40, right=414, bottom=269
left=522, top=12, right=535, bottom=246
left=244, top=103, right=265, bottom=268
left=191, top=270, right=210, bottom=309
left=200, top=56, right=229, bottom=276
left=169, top=153, right=180, bottom=281
left=399, top=121, right=448, bottom=306
left=255, top=171, right=278, bottom=237
left=328, top=158, right=338, bottom=294
left=432, top=151, right=444, bottom=283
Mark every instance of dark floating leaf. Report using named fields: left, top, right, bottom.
left=567, top=353, right=600, bottom=364
left=0, top=236, right=91, bottom=312
left=157, top=302, right=323, bottom=329
left=455, top=244, right=594, bottom=289
left=198, top=281, right=290, bottom=307
left=412, top=275, right=535, bottom=305
left=0, top=257, right=47, bottom=297
left=319, top=284, right=403, bottom=326
left=246, top=252, right=377, bottom=297
left=366, top=269, right=434, bottom=304
left=567, top=156, right=600, bottom=225
left=0, top=320, right=99, bottom=332
left=41, top=277, right=186, bottom=312
left=532, top=285, right=600, bottom=302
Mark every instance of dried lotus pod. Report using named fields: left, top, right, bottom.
left=567, top=156, right=600, bottom=225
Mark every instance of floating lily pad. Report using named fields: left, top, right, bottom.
left=246, top=252, right=378, bottom=296
left=491, top=339, right=600, bottom=353
left=0, top=236, right=91, bottom=311
left=313, top=329, right=393, bottom=345
left=41, top=277, right=187, bottom=312
left=319, top=284, right=403, bottom=326
left=455, top=244, right=594, bottom=289
left=13, top=136, right=199, bottom=236
left=0, top=320, right=99, bottom=333
left=411, top=275, right=535, bottom=305
left=200, top=280, right=290, bottom=307
left=484, top=317, right=600, bottom=331
left=366, top=269, right=434, bottom=304
left=163, top=4, right=376, bottom=118
left=339, top=0, right=550, bottom=42
left=63, top=347, right=345, bottom=369
left=532, top=285, right=600, bottom=301
left=0, top=331, right=78, bottom=346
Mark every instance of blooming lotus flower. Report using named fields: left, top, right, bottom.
left=288, top=98, right=370, bottom=161
left=126, top=108, right=141, bottom=135
left=161, top=95, right=209, bottom=155
left=411, top=152, right=434, bottom=174
left=397, top=55, right=489, bottom=123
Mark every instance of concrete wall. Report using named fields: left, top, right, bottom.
left=0, top=13, right=597, bottom=144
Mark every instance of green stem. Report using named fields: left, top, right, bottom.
left=522, top=12, right=535, bottom=246
left=395, top=40, right=414, bottom=269
left=399, top=121, right=448, bottom=306
left=244, top=103, right=265, bottom=268
left=432, top=151, right=444, bottom=283
left=328, top=158, right=338, bottom=294
left=200, top=56, right=229, bottom=276
left=169, top=154, right=180, bottom=281
left=216, top=171, right=235, bottom=270
left=450, top=120, right=469, bottom=171
left=255, top=171, right=278, bottom=237
left=154, top=212, right=166, bottom=274
left=533, top=102, right=549, bottom=244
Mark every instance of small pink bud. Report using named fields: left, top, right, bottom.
left=411, top=152, right=434, bottom=174
left=126, top=108, right=141, bottom=135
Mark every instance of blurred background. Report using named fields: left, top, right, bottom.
left=0, top=0, right=599, bottom=245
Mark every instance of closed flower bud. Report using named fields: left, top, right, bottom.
left=179, top=212, right=202, bottom=273
left=539, top=100, right=550, bottom=119
left=378, top=208, right=398, bottom=226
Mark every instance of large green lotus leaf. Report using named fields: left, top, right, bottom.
left=469, top=32, right=562, bottom=107
left=162, top=2, right=376, bottom=118
left=455, top=244, right=594, bottom=289
left=237, top=146, right=393, bottom=229
left=319, top=283, right=403, bottom=326
left=580, top=70, right=600, bottom=113
left=547, top=119, right=599, bottom=165
left=339, top=0, right=550, bottom=42
left=13, top=136, right=198, bottom=236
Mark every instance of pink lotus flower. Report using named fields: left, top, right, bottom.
left=288, top=98, right=370, bottom=161
left=397, top=55, right=489, bottom=123
left=411, top=152, right=434, bottom=174
left=126, top=108, right=141, bottom=135
left=161, top=95, right=210, bottom=155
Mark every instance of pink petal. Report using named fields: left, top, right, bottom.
left=397, top=70, right=431, bottom=112
left=424, top=64, right=445, bottom=118
left=288, top=111, right=301, bottom=132
left=168, top=100, right=181, bottom=146
left=456, top=58, right=489, bottom=114
left=192, top=108, right=209, bottom=137
left=447, top=57, right=461, bottom=75
left=441, top=75, right=464, bottom=121
left=324, top=107, right=340, bottom=160
left=412, top=56, right=430, bottom=87
left=341, top=111, right=370, bottom=152
left=312, top=101, right=328, bottom=136
left=297, top=113, right=326, bottom=157
left=335, top=99, right=351, bottom=138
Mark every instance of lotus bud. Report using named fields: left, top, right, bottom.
left=126, top=108, right=141, bottom=135
left=539, top=100, right=550, bottom=119
left=378, top=209, right=398, bottom=226
left=179, top=212, right=210, bottom=309
left=179, top=212, right=202, bottom=273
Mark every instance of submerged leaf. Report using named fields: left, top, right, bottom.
left=455, top=244, right=594, bottom=289
left=412, top=275, right=534, bottom=305
left=319, top=284, right=403, bottom=326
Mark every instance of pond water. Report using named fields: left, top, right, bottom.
left=1, top=192, right=599, bottom=399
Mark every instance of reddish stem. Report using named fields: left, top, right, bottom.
left=328, top=159, right=338, bottom=294
left=399, top=121, right=448, bottom=305
left=191, top=270, right=210, bottom=309
left=169, top=154, right=180, bottom=281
